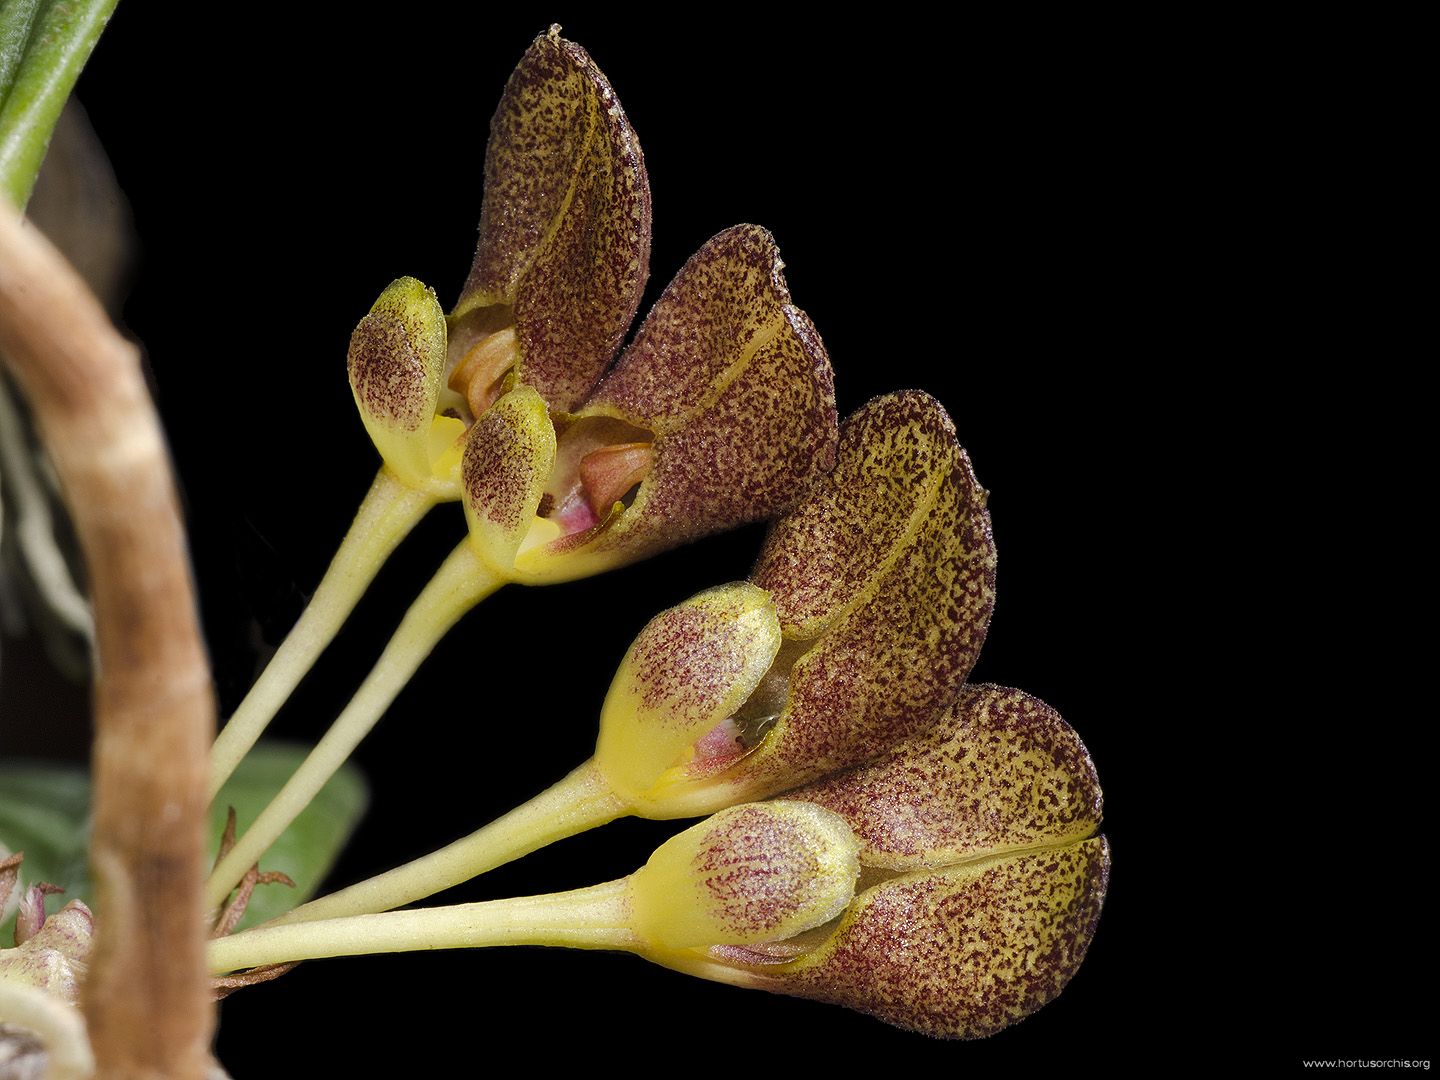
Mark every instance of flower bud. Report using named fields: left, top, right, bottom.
left=0, top=895, right=93, bottom=1005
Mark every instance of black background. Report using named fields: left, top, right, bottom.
left=2, top=4, right=1305, bottom=1073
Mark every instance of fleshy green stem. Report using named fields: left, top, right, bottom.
left=209, top=877, right=634, bottom=972
left=266, top=759, right=627, bottom=926
left=0, top=0, right=119, bottom=208
left=206, top=541, right=502, bottom=910
left=209, top=467, right=437, bottom=798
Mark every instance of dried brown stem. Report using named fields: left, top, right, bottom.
left=0, top=208, right=215, bottom=1077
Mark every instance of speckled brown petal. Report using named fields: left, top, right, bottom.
left=790, top=685, right=1103, bottom=871
left=531, top=228, right=837, bottom=578
left=460, top=386, right=556, bottom=573
left=753, top=390, right=984, bottom=634
left=584, top=225, right=792, bottom=432
left=452, top=26, right=651, bottom=413
left=723, top=838, right=1109, bottom=1039
left=724, top=392, right=995, bottom=798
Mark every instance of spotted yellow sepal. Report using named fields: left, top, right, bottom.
left=629, top=802, right=859, bottom=951
left=595, top=583, right=780, bottom=809
left=347, top=277, right=456, bottom=490
left=459, top=386, right=556, bottom=575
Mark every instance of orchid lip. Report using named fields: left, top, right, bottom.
left=525, top=414, right=657, bottom=543
left=448, top=326, right=519, bottom=422
left=657, top=636, right=806, bottom=787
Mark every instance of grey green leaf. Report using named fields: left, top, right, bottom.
left=208, top=742, right=367, bottom=930
left=0, top=744, right=366, bottom=938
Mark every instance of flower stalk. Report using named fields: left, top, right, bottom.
left=272, top=761, right=624, bottom=928
left=210, top=879, right=636, bottom=971
left=212, top=802, right=859, bottom=973
left=205, top=543, right=503, bottom=910
left=208, top=468, right=438, bottom=797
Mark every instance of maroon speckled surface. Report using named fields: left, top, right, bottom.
left=455, top=28, right=652, bottom=415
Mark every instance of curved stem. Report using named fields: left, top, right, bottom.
left=209, top=877, right=634, bottom=972
left=2, top=207, right=214, bottom=1075
left=208, top=468, right=436, bottom=798
left=206, top=541, right=502, bottom=911
left=268, top=759, right=627, bottom=925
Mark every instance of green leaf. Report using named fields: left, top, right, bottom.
left=0, top=743, right=366, bottom=939
left=0, top=760, right=92, bottom=941
left=0, top=0, right=119, bottom=207
left=209, top=742, right=368, bottom=930
left=0, top=0, right=45, bottom=106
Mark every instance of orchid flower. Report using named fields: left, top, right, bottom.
left=206, top=223, right=839, bottom=911
left=691, top=684, right=1109, bottom=1038
left=207, top=685, right=1106, bottom=1040
left=209, top=26, right=652, bottom=795
left=265, top=390, right=992, bottom=926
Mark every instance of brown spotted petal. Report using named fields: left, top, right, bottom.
left=680, top=686, right=1108, bottom=1038
left=687, top=392, right=995, bottom=807
left=791, top=685, right=1102, bottom=868
left=730, top=839, right=1110, bottom=1039
left=517, top=226, right=838, bottom=584
left=451, top=26, right=651, bottom=414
